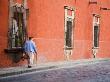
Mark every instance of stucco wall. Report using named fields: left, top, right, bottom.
left=0, top=0, right=110, bottom=67
left=0, top=0, right=10, bottom=67
left=27, top=0, right=75, bottom=63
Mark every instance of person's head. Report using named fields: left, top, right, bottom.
left=29, top=37, right=33, bottom=40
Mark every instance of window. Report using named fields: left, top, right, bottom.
left=64, top=6, right=75, bottom=49
left=4, top=1, right=29, bottom=63
left=64, top=6, right=75, bottom=60
left=93, top=14, right=100, bottom=48
left=66, top=20, right=72, bottom=47
left=94, top=26, right=99, bottom=47
left=8, top=3, right=28, bottom=49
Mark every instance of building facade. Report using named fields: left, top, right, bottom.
left=0, top=0, right=110, bottom=67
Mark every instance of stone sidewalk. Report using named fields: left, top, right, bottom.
left=0, top=58, right=110, bottom=78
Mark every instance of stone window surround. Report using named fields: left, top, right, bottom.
left=64, top=6, right=75, bottom=60
left=93, top=14, right=100, bottom=48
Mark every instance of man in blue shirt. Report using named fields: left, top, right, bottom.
left=24, top=37, right=37, bottom=68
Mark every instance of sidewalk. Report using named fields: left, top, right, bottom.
left=0, top=58, right=110, bottom=77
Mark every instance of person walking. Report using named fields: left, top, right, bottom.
left=24, top=37, right=37, bottom=68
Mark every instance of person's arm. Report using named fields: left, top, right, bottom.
left=33, top=42, right=37, bottom=55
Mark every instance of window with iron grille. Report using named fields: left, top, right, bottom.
left=64, top=6, right=75, bottom=49
left=94, top=26, right=99, bottom=47
left=4, top=1, right=29, bottom=63
left=93, top=14, right=100, bottom=48
left=66, top=20, right=72, bottom=47
left=8, top=4, right=28, bottom=49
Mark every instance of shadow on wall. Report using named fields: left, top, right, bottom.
left=10, top=53, right=23, bottom=63
left=4, top=48, right=24, bottom=63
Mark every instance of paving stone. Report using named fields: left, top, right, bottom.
left=1, top=58, right=110, bottom=82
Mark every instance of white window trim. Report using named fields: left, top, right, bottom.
left=93, top=14, right=100, bottom=48
left=64, top=6, right=75, bottom=49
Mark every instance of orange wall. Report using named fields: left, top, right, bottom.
left=0, top=0, right=9, bottom=67
left=1, top=0, right=110, bottom=67
left=99, top=4, right=110, bottom=58
left=28, top=0, right=75, bottom=63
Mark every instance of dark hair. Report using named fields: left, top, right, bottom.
left=29, top=37, right=33, bottom=40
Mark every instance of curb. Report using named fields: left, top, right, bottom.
left=0, top=66, right=57, bottom=77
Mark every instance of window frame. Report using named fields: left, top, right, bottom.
left=8, top=3, right=28, bottom=49
left=93, top=14, right=100, bottom=48
left=64, top=6, right=75, bottom=50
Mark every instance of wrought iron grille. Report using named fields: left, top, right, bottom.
left=8, top=4, right=27, bottom=48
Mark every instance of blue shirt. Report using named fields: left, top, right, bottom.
left=24, top=40, right=37, bottom=53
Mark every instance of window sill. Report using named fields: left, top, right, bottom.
left=64, top=47, right=73, bottom=50
left=4, top=47, right=23, bottom=53
left=92, top=47, right=99, bottom=49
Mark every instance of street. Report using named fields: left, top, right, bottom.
left=0, top=60, right=110, bottom=82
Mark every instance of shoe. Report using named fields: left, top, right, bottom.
left=28, top=66, right=32, bottom=68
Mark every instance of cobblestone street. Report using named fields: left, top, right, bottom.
left=0, top=59, right=110, bottom=82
